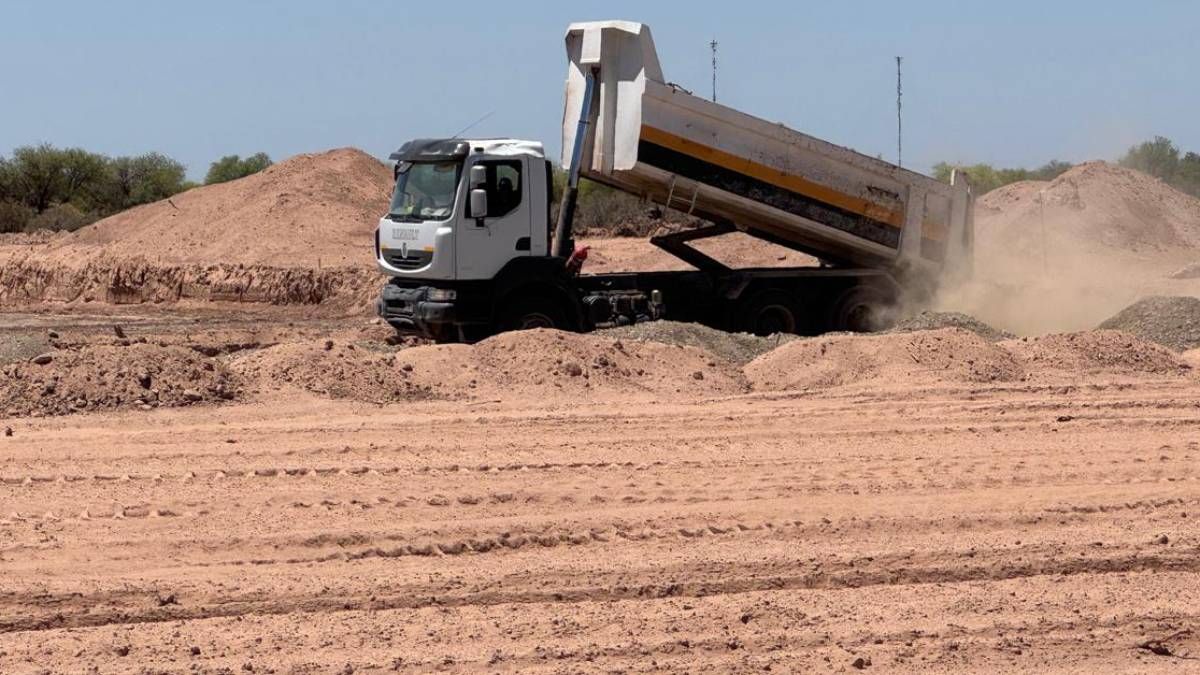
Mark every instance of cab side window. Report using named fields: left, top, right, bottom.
left=472, top=161, right=522, bottom=218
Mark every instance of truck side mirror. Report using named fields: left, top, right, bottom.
left=470, top=164, right=487, bottom=188
left=470, top=188, right=488, bottom=222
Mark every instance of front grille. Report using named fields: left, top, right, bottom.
left=383, top=249, right=433, bottom=270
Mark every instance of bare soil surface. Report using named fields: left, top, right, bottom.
left=2, top=311, right=1200, bottom=673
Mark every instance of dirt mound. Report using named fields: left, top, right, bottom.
left=22, top=148, right=391, bottom=269
left=937, top=162, right=1200, bottom=336
left=1, top=344, right=239, bottom=417
left=890, top=311, right=1014, bottom=341
left=745, top=328, right=1023, bottom=391
left=596, top=320, right=797, bottom=366
left=1097, top=296, right=1200, bottom=351
left=231, top=340, right=433, bottom=403
left=238, top=329, right=746, bottom=402
left=407, top=329, right=748, bottom=400
left=1002, top=330, right=1191, bottom=378
left=976, top=161, right=1200, bottom=253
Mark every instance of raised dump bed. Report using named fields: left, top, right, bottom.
left=562, top=20, right=973, bottom=275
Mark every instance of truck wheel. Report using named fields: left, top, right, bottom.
left=736, top=290, right=800, bottom=336
left=830, top=285, right=893, bottom=333
left=496, top=296, right=568, bottom=332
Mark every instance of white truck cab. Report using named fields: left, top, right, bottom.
left=376, top=139, right=552, bottom=282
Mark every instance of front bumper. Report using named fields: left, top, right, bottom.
left=376, top=284, right=458, bottom=337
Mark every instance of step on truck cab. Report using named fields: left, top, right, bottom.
left=376, top=20, right=974, bottom=342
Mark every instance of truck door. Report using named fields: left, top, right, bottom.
left=456, top=157, right=533, bottom=279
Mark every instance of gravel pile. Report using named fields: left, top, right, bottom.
left=889, top=311, right=1014, bottom=342
left=596, top=320, right=796, bottom=366
left=1098, top=296, right=1200, bottom=351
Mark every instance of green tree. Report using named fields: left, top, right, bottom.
left=9, top=144, right=69, bottom=212
left=1119, top=136, right=1180, bottom=182
left=204, top=152, right=272, bottom=185
left=1174, top=152, right=1200, bottom=197
left=107, top=153, right=188, bottom=209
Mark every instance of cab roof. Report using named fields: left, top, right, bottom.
left=390, top=138, right=545, bottom=162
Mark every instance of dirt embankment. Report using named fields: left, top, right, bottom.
left=936, top=161, right=1200, bottom=334
left=0, top=148, right=390, bottom=311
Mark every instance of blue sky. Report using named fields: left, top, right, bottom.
left=3, top=1, right=1197, bottom=179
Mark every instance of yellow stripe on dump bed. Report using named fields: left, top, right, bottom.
left=640, top=125, right=905, bottom=229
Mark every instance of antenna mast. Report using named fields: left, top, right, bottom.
left=895, top=56, right=903, bottom=168
left=710, top=39, right=719, bottom=102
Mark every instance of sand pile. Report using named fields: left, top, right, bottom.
left=889, top=311, right=1013, bottom=341
left=936, top=162, right=1200, bottom=335
left=744, top=328, right=1023, bottom=391
left=0, top=344, right=239, bottom=417
left=597, top=320, right=797, bottom=366
left=236, top=329, right=747, bottom=402
left=0, top=148, right=391, bottom=309
left=231, top=340, right=434, bottom=403
left=1097, top=296, right=1200, bottom=351
left=41, top=148, right=391, bottom=268
left=1002, top=330, right=1191, bottom=379
left=976, top=161, right=1200, bottom=254
left=395, top=329, right=748, bottom=400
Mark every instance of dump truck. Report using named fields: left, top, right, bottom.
left=375, top=20, right=973, bottom=342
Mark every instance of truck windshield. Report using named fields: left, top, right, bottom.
left=388, top=161, right=460, bottom=221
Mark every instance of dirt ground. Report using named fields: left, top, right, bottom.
left=2, top=309, right=1200, bottom=674
left=4, top=150, right=1200, bottom=672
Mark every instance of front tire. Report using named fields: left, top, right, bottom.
left=495, top=296, right=569, bottom=333
left=735, top=289, right=801, bottom=336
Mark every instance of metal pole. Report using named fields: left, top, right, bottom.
left=710, top=39, right=718, bottom=102
left=896, top=56, right=903, bottom=168
left=553, top=67, right=598, bottom=258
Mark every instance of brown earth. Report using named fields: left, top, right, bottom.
left=4, top=149, right=1200, bottom=671
left=27, top=147, right=392, bottom=268
left=2, top=310, right=1200, bottom=673
left=0, top=148, right=390, bottom=310
left=937, top=161, right=1200, bottom=335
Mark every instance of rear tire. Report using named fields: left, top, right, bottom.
left=829, top=284, right=893, bottom=333
left=495, top=296, right=569, bottom=333
left=735, top=289, right=800, bottom=336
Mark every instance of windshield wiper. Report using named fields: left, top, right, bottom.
left=387, top=214, right=426, bottom=223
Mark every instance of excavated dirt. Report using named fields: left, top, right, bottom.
left=34, top=148, right=391, bottom=268
left=231, top=328, right=746, bottom=404
left=938, top=161, right=1200, bottom=334
left=1003, top=330, right=1193, bottom=380
left=597, top=320, right=797, bottom=366
left=1098, top=296, right=1200, bottom=351
left=976, top=161, right=1200, bottom=253
left=231, top=339, right=434, bottom=404
left=889, top=310, right=1014, bottom=341
left=396, top=329, right=746, bottom=401
left=744, top=328, right=1025, bottom=391
left=0, top=148, right=389, bottom=310
left=4, top=313, right=1200, bottom=672
left=0, top=343, right=239, bottom=417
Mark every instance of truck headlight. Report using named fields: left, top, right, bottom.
left=427, top=288, right=457, bottom=302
